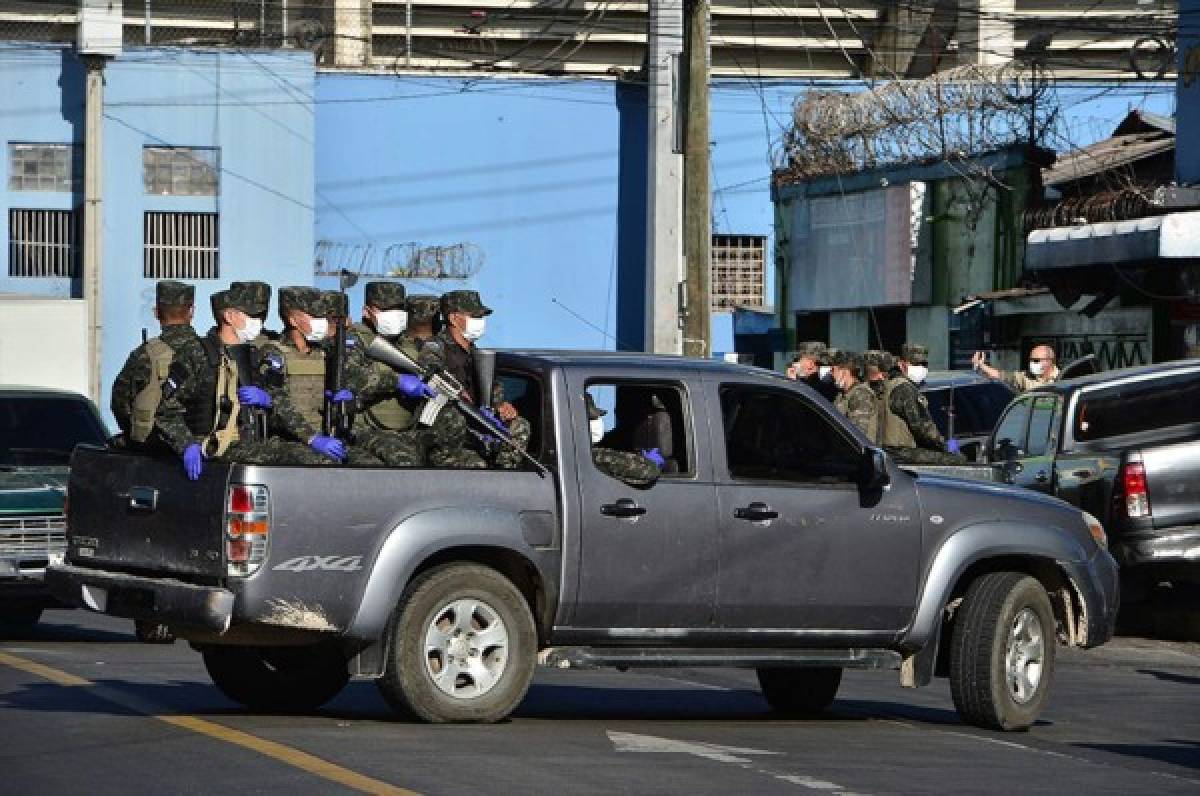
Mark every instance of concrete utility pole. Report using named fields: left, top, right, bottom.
left=681, top=0, right=710, bottom=359
left=644, top=0, right=684, bottom=354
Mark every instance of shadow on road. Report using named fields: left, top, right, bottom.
left=0, top=620, right=134, bottom=644
left=1074, top=740, right=1200, bottom=771
left=1137, top=669, right=1200, bottom=686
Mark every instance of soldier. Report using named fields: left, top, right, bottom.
left=896, top=343, right=931, bottom=387
left=831, top=351, right=879, bottom=442
left=586, top=394, right=662, bottom=486
left=403, top=294, right=441, bottom=348
left=786, top=341, right=839, bottom=402
left=972, top=344, right=1061, bottom=392
left=229, top=280, right=279, bottom=340
left=110, top=280, right=214, bottom=479
left=863, top=350, right=893, bottom=399
left=877, top=344, right=952, bottom=462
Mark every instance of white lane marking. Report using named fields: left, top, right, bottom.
left=607, top=732, right=867, bottom=794
left=608, top=731, right=779, bottom=764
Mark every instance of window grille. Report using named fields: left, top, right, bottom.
left=143, top=147, right=219, bottom=196
left=711, top=234, right=766, bottom=311
left=144, top=211, right=219, bottom=279
left=8, top=144, right=78, bottom=192
left=8, top=208, right=78, bottom=277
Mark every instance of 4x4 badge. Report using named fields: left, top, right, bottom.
left=273, top=555, right=363, bottom=572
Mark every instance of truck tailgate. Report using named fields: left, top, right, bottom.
left=1140, top=440, right=1200, bottom=530
left=67, top=446, right=228, bottom=578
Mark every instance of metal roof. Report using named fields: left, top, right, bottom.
left=1030, top=359, right=1200, bottom=394
left=1042, top=132, right=1174, bottom=188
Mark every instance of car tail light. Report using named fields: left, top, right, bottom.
left=1119, top=458, right=1151, bottom=519
left=226, top=484, right=269, bottom=577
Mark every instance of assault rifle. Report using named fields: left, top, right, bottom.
left=364, top=336, right=547, bottom=477
left=323, top=270, right=358, bottom=440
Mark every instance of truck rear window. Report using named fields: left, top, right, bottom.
left=1075, top=371, right=1200, bottom=442
left=0, top=396, right=108, bottom=466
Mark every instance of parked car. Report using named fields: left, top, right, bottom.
left=49, top=352, right=1117, bottom=731
left=921, top=371, right=1015, bottom=463
left=0, top=387, right=109, bottom=628
left=985, top=359, right=1200, bottom=593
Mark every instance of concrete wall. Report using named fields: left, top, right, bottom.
left=0, top=297, right=88, bottom=394
left=0, top=43, right=315, bottom=414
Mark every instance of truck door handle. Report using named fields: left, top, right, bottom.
left=1035, top=470, right=1049, bottom=484
left=734, top=502, right=779, bottom=521
left=125, top=486, right=158, bottom=513
left=601, top=498, right=647, bottom=518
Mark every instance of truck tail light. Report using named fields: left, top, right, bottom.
left=1118, top=458, right=1151, bottom=519
left=226, top=484, right=270, bottom=577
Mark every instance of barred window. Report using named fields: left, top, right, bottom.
left=8, top=209, right=78, bottom=278
left=144, top=211, right=219, bottom=279
left=8, top=144, right=78, bottom=192
left=143, top=146, right=219, bottom=196
left=711, top=234, right=766, bottom=312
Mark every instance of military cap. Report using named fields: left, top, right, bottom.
left=795, top=341, right=827, bottom=360
left=834, top=350, right=864, bottom=378
left=441, top=289, right=492, bottom=318
left=819, top=347, right=839, bottom=367
left=406, top=294, right=441, bottom=323
left=155, top=280, right=194, bottom=306
left=585, top=393, right=607, bottom=420
left=278, top=286, right=323, bottom=316
left=322, top=290, right=349, bottom=318
left=900, top=343, right=929, bottom=365
left=210, top=290, right=233, bottom=317
left=364, top=281, right=407, bottom=310
left=863, top=349, right=894, bottom=372
left=230, top=281, right=271, bottom=317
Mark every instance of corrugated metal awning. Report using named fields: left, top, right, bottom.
left=1025, top=210, right=1200, bottom=271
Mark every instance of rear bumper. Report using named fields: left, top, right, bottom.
left=1111, top=526, right=1200, bottom=568
left=45, top=564, right=234, bottom=633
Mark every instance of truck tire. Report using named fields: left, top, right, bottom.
left=378, top=563, right=537, bottom=723
left=949, top=572, right=1056, bottom=731
left=0, top=606, right=42, bottom=628
left=202, top=644, right=349, bottom=713
left=756, top=667, right=842, bottom=715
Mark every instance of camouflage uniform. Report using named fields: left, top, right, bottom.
left=830, top=352, right=879, bottom=441
left=584, top=393, right=660, bottom=486
left=997, top=368, right=1061, bottom=393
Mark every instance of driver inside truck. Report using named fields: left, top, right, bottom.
left=585, top=392, right=662, bottom=487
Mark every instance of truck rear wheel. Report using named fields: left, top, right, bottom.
left=202, top=644, right=349, bottom=713
left=378, top=563, right=537, bottom=723
left=756, top=667, right=842, bottom=715
left=949, top=572, right=1056, bottom=731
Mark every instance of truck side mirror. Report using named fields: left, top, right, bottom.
left=861, top=447, right=891, bottom=491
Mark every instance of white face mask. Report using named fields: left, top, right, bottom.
left=374, top=309, right=408, bottom=337
left=305, top=317, right=329, bottom=342
left=463, top=316, right=487, bottom=341
left=235, top=316, right=263, bottom=344
left=1029, top=360, right=1045, bottom=377
left=907, top=365, right=928, bottom=385
left=589, top=418, right=605, bottom=444
left=819, top=366, right=832, bottom=380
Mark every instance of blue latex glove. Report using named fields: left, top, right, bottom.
left=182, top=443, right=204, bottom=481
left=324, top=389, right=355, bottom=403
left=397, top=374, right=435, bottom=400
left=947, top=438, right=961, bottom=454
left=237, top=386, right=272, bottom=408
left=640, top=448, right=666, bottom=469
left=479, top=406, right=507, bottom=432
left=310, top=434, right=347, bottom=462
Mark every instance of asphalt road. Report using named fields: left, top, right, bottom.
left=1, top=610, right=1197, bottom=796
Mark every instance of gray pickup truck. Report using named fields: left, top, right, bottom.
left=987, top=360, right=1200, bottom=594
left=48, top=352, right=1118, bottom=731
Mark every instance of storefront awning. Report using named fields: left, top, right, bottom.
left=1026, top=210, right=1200, bottom=271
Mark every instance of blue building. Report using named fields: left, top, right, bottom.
left=0, top=42, right=315, bottom=418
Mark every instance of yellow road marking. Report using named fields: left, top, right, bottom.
left=0, top=650, right=418, bottom=796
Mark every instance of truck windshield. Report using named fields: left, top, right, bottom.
left=1075, top=371, right=1200, bottom=442
left=0, top=396, right=107, bottom=466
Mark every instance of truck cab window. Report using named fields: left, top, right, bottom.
left=1024, top=396, right=1059, bottom=458
left=720, top=385, right=859, bottom=484
left=991, top=398, right=1031, bottom=461
left=496, top=371, right=544, bottom=459
left=586, top=382, right=691, bottom=476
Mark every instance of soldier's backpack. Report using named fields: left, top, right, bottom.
left=129, top=338, right=176, bottom=444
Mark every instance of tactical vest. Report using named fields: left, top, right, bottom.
left=129, top=339, right=176, bottom=444
left=878, top=377, right=917, bottom=448
left=364, top=334, right=419, bottom=431
left=282, top=345, right=327, bottom=431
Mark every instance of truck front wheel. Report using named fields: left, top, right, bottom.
left=949, top=572, right=1056, bottom=731
left=756, top=667, right=842, bottom=715
left=202, top=644, right=349, bottom=713
left=378, top=563, right=537, bottom=723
